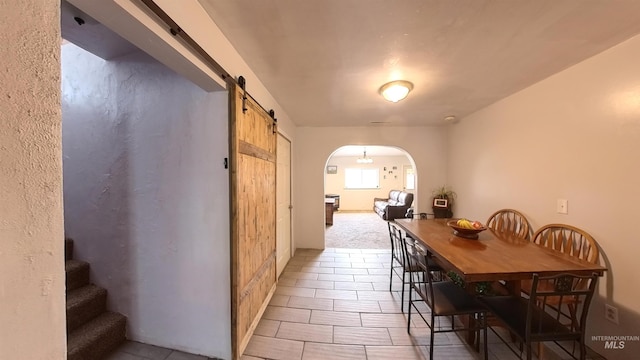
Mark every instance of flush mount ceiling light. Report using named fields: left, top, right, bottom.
left=379, top=80, right=414, bottom=102
left=356, top=148, right=373, bottom=164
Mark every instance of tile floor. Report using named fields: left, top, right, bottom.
left=242, top=248, right=510, bottom=360
left=107, top=247, right=605, bottom=360
left=105, top=340, right=219, bottom=360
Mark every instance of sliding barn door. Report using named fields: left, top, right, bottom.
left=229, top=82, right=278, bottom=359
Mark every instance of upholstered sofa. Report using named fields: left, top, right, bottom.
left=373, top=190, right=414, bottom=220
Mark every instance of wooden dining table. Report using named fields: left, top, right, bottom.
left=394, top=217, right=607, bottom=345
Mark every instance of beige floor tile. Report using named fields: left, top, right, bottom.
left=283, top=265, right=303, bottom=272
left=300, top=266, right=335, bottom=274
left=424, top=344, right=482, bottom=359
left=276, top=322, right=333, bottom=343
left=367, top=268, right=391, bottom=275
left=357, top=290, right=398, bottom=301
left=373, top=281, right=402, bottom=291
left=254, top=319, right=280, bottom=337
left=165, top=350, right=208, bottom=360
left=295, top=279, right=335, bottom=289
left=331, top=251, right=353, bottom=257
left=361, top=313, right=409, bottom=327
left=334, top=281, right=374, bottom=291
left=334, top=268, right=370, bottom=275
left=388, top=327, right=453, bottom=346
left=302, top=343, right=366, bottom=360
left=104, top=351, right=143, bottom=360
left=334, top=326, right=392, bottom=345
left=275, top=286, right=316, bottom=298
left=263, top=306, right=311, bottom=323
left=113, top=341, right=173, bottom=359
left=354, top=275, right=392, bottom=283
left=241, top=355, right=264, bottom=360
left=365, top=345, right=428, bottom=360
left=269, top=294, right=290, bottom=307
left=287, top=296, right=334, bottom=311
left=277, top=278, right=298, bottom=287
left=243, top=335, right=304, bottom=360
left=361, top=253, right=385, bottom=259
left=350, top=262, right=384, bottom=269
left=329, top=256, right=354, bottom=263
left=317, top=273, right=355, bottom=282
left=378, top=300, right=405, bottom=314
left=288, top=257, right=320, bottom=265
left=361, top=249, right=390, bottom=254
left=306, top=254, right=337, bottom=261
left=280, top=271, right=319, bottom=280
left=320, top=261, right=352, bottom=268
left=310, top=310, right=362, bottom=326
left=334, top=299, right=381, bottom=313
left=295, top=249, right=326, bottom=255
left=315, top=289, right=358, bottom=300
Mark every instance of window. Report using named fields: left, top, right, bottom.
left=345, top=168, right=379, bottom=189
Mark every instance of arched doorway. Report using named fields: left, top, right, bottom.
left=323, top=145, right=418, bottom=249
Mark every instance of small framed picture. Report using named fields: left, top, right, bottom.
left=433, top=198, right=448, bottom=208
left=326, top=165, right=338, bottom=174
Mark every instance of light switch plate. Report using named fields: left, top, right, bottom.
left=557, top=199, right=568, bottom=214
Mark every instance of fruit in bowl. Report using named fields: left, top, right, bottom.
left=456, top=218, right=484, bottom=229
left=447, top=219, right=487, bottom=239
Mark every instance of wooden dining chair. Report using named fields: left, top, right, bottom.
left=405, top=237, right=488, bottom=360
left=532, top=224, right=599, bottom=264
left=486, top=208, right=531, bottom=240
left=527, top=224, right=599, bottom=329
left=480, top=272, right=599, bottom=360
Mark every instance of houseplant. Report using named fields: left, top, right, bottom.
left=432, top=185, right=456, bottom=218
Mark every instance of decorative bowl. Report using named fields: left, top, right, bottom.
left=446, top=220, right=487, bottom=239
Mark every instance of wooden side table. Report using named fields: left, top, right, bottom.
left=325, top=198, right=335, bottom=225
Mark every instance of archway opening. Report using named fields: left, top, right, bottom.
left=323, top=145, right=418, bottom=249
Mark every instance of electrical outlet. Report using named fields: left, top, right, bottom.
left=557, top=199, right=568, bottom=214
left=605, top=304, right=619, bottom=324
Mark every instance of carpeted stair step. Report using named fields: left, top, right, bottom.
left=65, top=238, right=74, bottom=261
left=67, top=284, right=107, bottom=333
left=66, top=259, right=90, bottom=292
left=67, top=311, right=127, bottom=360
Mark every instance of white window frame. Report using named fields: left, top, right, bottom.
left=344, top=168, right=380, bottom=189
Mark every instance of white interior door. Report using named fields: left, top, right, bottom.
left=403, top=165, right=415, bottom=190
left=276, top=134, right=292, bottom=277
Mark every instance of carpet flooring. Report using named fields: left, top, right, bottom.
left=325, top=212, right=390, bottom=249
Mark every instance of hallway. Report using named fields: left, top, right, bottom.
left=105, top=246, right=607, bottom=359
left=241, top=248, right=498, bottom=360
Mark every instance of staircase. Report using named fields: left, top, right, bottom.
left=65, top=238, right=127, bottom=360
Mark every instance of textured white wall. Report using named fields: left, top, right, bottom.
left=294, top=126, right=448, bottom=249
left=0, top=1, right=66, bottom=359
left=62, top=44, right=231, bottom=358
left=325, top=155, right=413, bottom=211
left=448, top=34, right=640, bottom=359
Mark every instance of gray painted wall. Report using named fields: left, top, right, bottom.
left=61, top=43, right=231, bottom=358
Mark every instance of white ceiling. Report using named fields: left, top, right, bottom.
left=199, top=0, right=640, bottom=127
left=61, top=1, right=139, bottom=60
left=331, top=145, right=407, bottom=158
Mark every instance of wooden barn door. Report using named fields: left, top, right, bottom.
left=229, top=82, right=278, bottom=359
